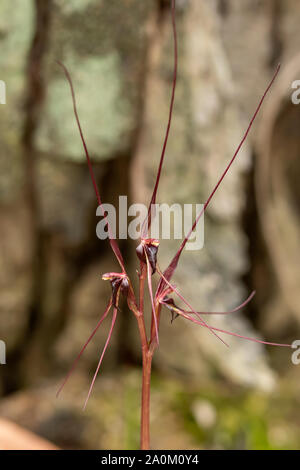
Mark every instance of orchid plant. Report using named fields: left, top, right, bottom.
left=56, top=0, right=291, bottom=450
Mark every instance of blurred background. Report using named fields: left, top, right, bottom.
left=0, top=0, right=300, bottom=450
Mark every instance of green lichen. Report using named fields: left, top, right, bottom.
left=0, top=0, right=34, bottom=201
left=37, top=53, right=132, bottom=161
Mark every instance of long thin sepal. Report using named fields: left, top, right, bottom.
left=83, top=305, right=118, bottom=410
left=178, top=310, right=291, bottom=348
left=156, top=266, right=229, bottom=347
left=145, top=252, right=159, bottom=346
left=56, top=298, right=113, bottom=398
left=142, top=0, right=178, bottom=237
left=183, top=291, right=256, bottom=315
left=157, top=65, right=280, bottom=295
left=57, top=61, right=126, bottom=272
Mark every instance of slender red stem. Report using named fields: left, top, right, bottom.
left=135, top=262, right=152, bottom=449
left=140, top=350, right=153, bottom=450
left=139, top=0, right=177, bottom=446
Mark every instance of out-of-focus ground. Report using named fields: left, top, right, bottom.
left=0, top=0, right=300, bottom=449
left=1, top=365, right=300, bottom=450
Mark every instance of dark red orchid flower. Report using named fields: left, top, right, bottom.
left=57, top=0, right=291, bottom=411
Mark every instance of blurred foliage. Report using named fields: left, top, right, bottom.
left=99, top=367, right=300, bottom=450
